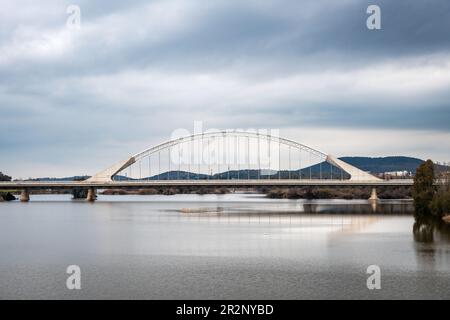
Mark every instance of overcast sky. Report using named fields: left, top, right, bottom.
left=1, top=0, right=450, bottom=178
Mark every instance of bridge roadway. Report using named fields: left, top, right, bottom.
left=0, top=179, right=414, bottom=190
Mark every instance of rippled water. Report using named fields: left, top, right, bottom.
left=0, top=193, right=449, bottom=299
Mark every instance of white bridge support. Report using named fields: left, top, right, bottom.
left=88, top=158, right=135, bottom=184
left=369, top=188, right=379, bottom=201
left=87, top=131, right=381, bottom=183
left=326, top=155, right=381, bottom=182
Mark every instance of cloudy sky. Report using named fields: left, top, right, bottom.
left=1, top=0, right=450, bottom=178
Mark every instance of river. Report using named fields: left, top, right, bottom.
left=0, top=193, right=449, bottom=299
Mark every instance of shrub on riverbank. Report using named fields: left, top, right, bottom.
left=412, top=159, right=450, bottom=220
left=430, top=183, right=450, bottom=219
left=0, top=192, right=17, bottom=201
left=412, top=160, right=435, bottom=217
left=72, top=188, right=88, bottom=199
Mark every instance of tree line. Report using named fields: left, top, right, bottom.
left=0, top=172, right=12, bottom=181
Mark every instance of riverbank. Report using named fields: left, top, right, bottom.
left=265, top=186, right=411, bottom=200
left=0, top=186, right=413, bottom=200
left=99, top=186, right=412, bottom=200
left=102, top=187, right=231, bottom=196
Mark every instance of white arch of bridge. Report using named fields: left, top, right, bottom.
left=87, top=130, right=380, bottom=182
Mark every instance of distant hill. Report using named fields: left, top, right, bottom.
left=117, top=156, right=441, bottom=180
left=22, top=175, right=91, bottom=182
left=339, top=156, right=424, bottom=174
left=21, top=157, right=447, bottom=181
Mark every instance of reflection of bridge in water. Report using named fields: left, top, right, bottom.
left=0, top=130, right=413, bottom=202
left=177, top=200, right=414, bottom=216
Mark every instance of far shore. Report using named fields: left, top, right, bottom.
left=1, top=185, right=413, bottom=200
left=99, top=186, right=412, bottom=200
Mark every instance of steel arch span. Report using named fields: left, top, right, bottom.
left=87, top=130, right=381, bottom=183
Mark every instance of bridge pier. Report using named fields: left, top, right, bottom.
left=369, top=188, right=378, bottom=201
left=86, top=187, right=97, bottom=202
left=369, top=188, right=378, bottom=213
left=20, top=189, right=30, bottom=202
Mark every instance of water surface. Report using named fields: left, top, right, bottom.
left=0, top=194, right=449, bottom=299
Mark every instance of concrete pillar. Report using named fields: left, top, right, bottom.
left=369, top=188, right=378, bottom=213
left=86, top=187, right=97, bottom=202
left=369, top=188, right=378, bottom=201
left=20, top=189, right=30, bottom=202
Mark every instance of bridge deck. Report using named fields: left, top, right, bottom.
left=0, top=179, right=414, bottom=190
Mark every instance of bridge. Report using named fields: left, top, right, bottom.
left=0, top=130, right=413, bottom=201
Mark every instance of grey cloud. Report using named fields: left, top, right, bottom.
left=3, top=0, right=450, bottom=79
left=1, top=0, right=450, bottom=177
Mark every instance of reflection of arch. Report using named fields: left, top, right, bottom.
left=87, top=130, right=381, bottom=182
